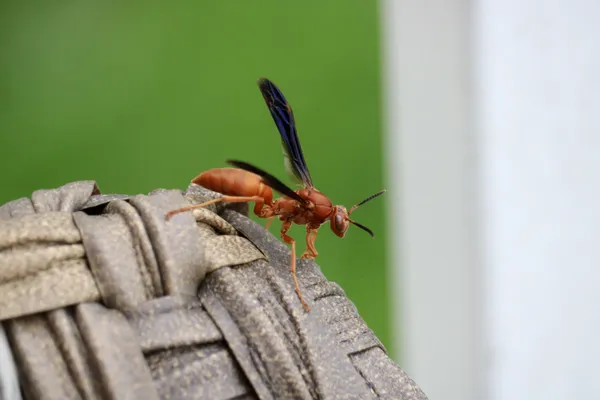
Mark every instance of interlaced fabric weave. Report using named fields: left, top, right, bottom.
left=0, top=181, right=427, bottom=400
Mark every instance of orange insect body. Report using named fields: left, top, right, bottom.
left=166, top=78, right=385, bottom=313
left=194, top=168, right=337, bottom=230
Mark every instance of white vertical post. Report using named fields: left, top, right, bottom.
left=381, top=1, right=481, bottom=400
left=383, top=0, right=600, bottom=399
left=474, top=1, right=600, bottom=399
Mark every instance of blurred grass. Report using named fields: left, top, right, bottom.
left=0, top=1, right=390, bottom=352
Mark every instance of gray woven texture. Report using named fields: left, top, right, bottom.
left=0, top=181, right=428, bottom=400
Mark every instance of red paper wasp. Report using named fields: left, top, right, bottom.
left=166, top=78, right=385, bottom=312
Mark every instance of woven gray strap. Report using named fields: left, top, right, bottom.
left=0, top=181, right=428, bottom=400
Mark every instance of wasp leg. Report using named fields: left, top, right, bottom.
left=165, top=195, right=266, bottom=221
left=280, top=220, right=310, bottom=312
left=264, top=216, right=275, bottom=231
left=301, top=227, right=319, bottom=259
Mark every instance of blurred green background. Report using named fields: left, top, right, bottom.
left=0, top=2, right=390, bottom=352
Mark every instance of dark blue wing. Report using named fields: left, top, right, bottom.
left=258, top=78, right=314, bottom=188
left=226, top=160, right=307, bottom=204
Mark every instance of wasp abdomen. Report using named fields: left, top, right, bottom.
left=192, top=168, right=274, bottom=209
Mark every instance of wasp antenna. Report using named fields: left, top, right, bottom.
left=348, top=219, right=375, bottom=238
left=348, top=189, right=386, bottom=215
